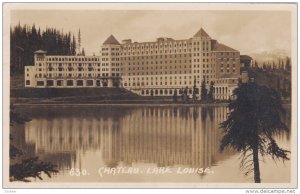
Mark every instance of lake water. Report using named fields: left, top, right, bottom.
left=11, top=104, right=291, bottom=183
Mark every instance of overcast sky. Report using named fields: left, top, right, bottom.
left=11, top=10, right=292, bottom=56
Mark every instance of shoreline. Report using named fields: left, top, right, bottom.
left=12, top=102, right=291, bottom=107
left=13, top=102, right=230, bottom=107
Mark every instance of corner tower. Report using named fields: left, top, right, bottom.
left=101, top=35, right=121, bottom=87
left=191, top=28, right=214, bottom=90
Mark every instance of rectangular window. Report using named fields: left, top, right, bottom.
left=87, top=80, right=93, bottom=86
left=95, top=80, right=100, bottom=86
left=36, top=81, right=44, bottom=86
left=57, top=80, right=63, bottom=86
left=77, top=80, right=84, bottom=86
left=47, top=80, right=54, bottom=86
left=67, top=80, right=74, bottom=86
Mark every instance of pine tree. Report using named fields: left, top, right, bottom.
left=183, top=86, right=188, bottom=103
left=77, top=29, right=81, bottom=55
left=285, top=57, right=291, bottom=71
left=10, top=23, right=77, bottom=75
left=208, top=81, right=215, bottom=102
left=201, top=80, right=208, bottom=102
left=71, top=35, right=77, bottom=55
left=220, top=83, right=289, bottom=183
left=173, top=89, right=178, bottom=102
left=254, top=60, right=258, bottom=68
left=192, top=79, right=198, bottom=102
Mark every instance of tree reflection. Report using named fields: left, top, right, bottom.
left=10, top=105, right=58, bottom=182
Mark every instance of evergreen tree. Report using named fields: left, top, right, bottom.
left=285, top=57, right=291, bottom=71
left=201, top=80, right=208, bottom=102
left=192, top=79, right=198, bottom=102
left=254, top=60, right=258, bottom=68
left=10, top=24, right=77, bottom=75
left=272, top=61, right=275, bottom=70
left=180, top=88, right=184, bottom=102
left=71, top=35, right=77, bottom=55
left=208, top=81, right=215, bottom=102
left=181, top=87, right=188, bottom=103
left=173, top=89, right=178, bottom=102
left=77, top=29, right=81, bottom=55
left=220, top=83, right=289, bottom=183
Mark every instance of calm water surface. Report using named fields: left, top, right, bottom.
left=12, top=105, right=291, bottom=183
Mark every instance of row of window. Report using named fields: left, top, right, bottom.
left=220, top=64, right=237, bottom=68
left=220, top=69, right=237, bottom=73
left=47, top=57, right=100, bottom=62
left=28, top=76, right=224, bottom=88
left=125, top=75, right=192, bottom=81
left=47, top=69, right=99, bottom=72
left=140, top=88, right=197, bottom=96
left=35, top=53, right=238, bottom=66
left=124, top=60, right=192, bottom=65
left=35, top=78, right=123, bottom=87
left=122, top=40, right=210, bottom=50
left=101, top=47, right=120, bottom=51
left=122, top=54, right=192, bottom=60
left=215, top=78, right=239, bottom=84
left=36, top=57, right=44, bottom=61
left=123, top=75, right=208, bottom=82
left=35, top=73, right=120, bottom=78
left=42, top=61, right=235, bottom=68
left=48, top=73, right=97, bottom=78
left=194, top=59, right=210, bottom=62
left=38, top=55, right=239, bottom=64
left=102, top=58, right=120, bottom=61
left=32, top=68, right=218, bottom=78
left=127, top=65, right=192, bottom=70
left=101, top=52, right=120, bottom=56
left=124, top=81, right=193, bottom=87
left=35, top=80, right=104, bottom=87
left=46, top=63, right=101, bottom=67
left=120, top=50, right=238, bottom=57
left=121, top=49, right=191, bottom=55
left=34, top=66, right=224, bottom=75
left=126, top=71, right=192, bottom=76
left=40, top=61, right=235, bottom=69
left=40, top=62, right=217, bottom=70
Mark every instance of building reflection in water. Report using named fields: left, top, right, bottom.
left=12, top=105, right=290, bottom=176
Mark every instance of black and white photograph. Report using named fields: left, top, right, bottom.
left=2, top=2, right=297, bottom=190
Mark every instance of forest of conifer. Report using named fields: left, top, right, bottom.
left=10, top=23, right=78, bottom=75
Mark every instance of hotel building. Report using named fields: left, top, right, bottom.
left=24, top=28, right=240, bottom=100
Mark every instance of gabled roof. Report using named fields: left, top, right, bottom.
left=34, top=50, right=47, bottom=54
left=212, top=43, right=238, bottom=52
left=103, top=35, right=120, bottom=45
left=193, top=28, right=210, bottom=38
